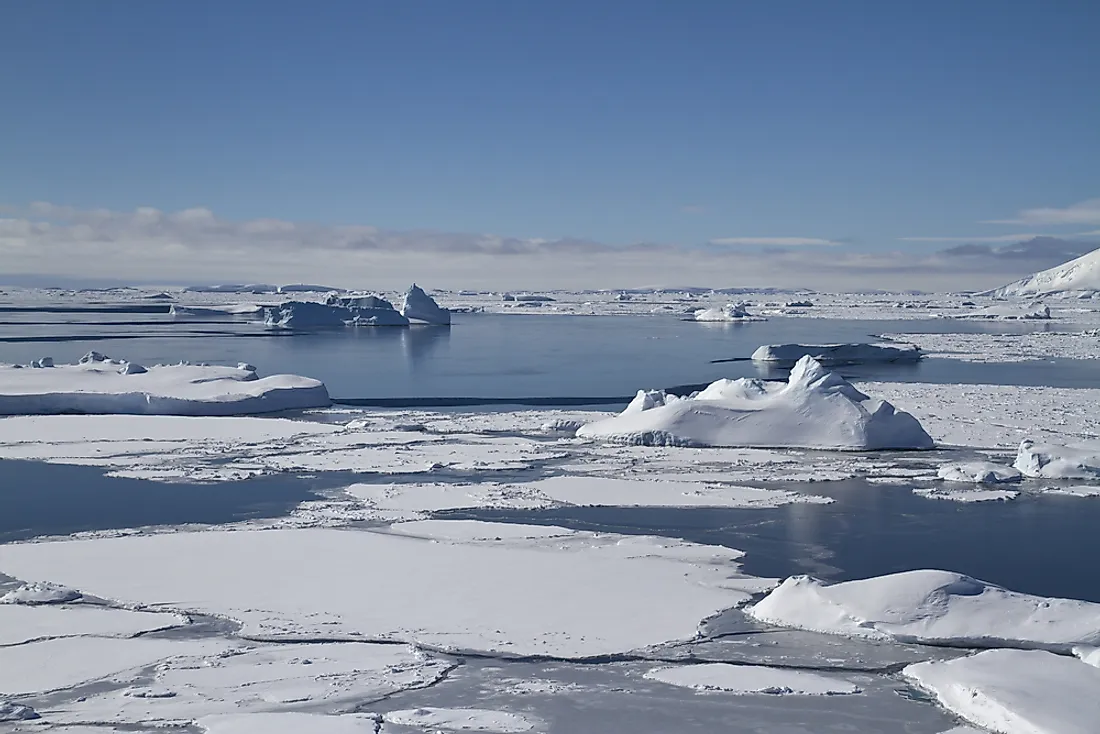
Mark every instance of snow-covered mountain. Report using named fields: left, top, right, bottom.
left=991, top=246, right=1100, bottom=297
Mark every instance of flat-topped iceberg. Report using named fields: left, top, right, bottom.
left=747, top=570, right=1100, bottom=651
left=1014, top=439, right=1100, bottom=479
left=400, top=283, right=451, bottom=325
left=751, top=343, right=922, bottom=366
left=576, top=356, right=933, bottom=450
left=905, top=649, right=1100, bottom=734
left=693, top=302, right=764, bottom=322
left=264, top=298, right=409, bottom=328
left=0, top=355, right=329, bottom=416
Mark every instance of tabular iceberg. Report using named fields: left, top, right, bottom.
left=0, top=355, right=329, bottom=416
left=265, top=297, right=410, bottom=328
left=576, top=356, right=934, bottom=450
left=751, top=343, right=922, bottom=366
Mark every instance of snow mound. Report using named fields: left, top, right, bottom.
left=993, top=246, right=1100, bottom=297
left=383, top=707, right=537, bottom=732
left=747, top=570, right=1100, bottom=650
left=937, top=462, right=1022, bottom=484
left=0, top=701, right=39, bottom=722
left=1015, top=439, right=1100, bottom=479
left=576, top=356, right=934, bottom=450
left=956, top=301, right=1051, bottom=320
left=0, top=358, right=329, bottom=416
left=0, top=581, right=81, bottom=605
left=644, top=663, right=860, bottom=696
left=694, top=302, right=764, bottom=321
left=751, top=343, right=922, bottom=366
left=400, top=283, right=451, bottom=325
left=905, top=649, right=1100, bottom=734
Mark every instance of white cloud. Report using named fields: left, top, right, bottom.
left=0, top=202, right=1081, bottom=292
left=899, top=234, right=1052, bottom=243
left=708, top=237, right=839, bottom=247
left=983, top=198, right=1100, bottom=226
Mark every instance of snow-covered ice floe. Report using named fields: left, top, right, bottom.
left=0, top=521, right=766, bottom=657
left=693, top=302, right=764, bottom=322
left=954, top=301, right=1051, bottom=320
left=381, top=707, right=537, bottom=732
left=936, top=461, right=1022, bottom=484
left=198, top=713, right=380, bottom=734
left=751, top=342, right=921, bottom=367
left=169, top=303, right=265, bottom=318
left=747, top=570, right=1100, bottom=651
left=643, top=663, right=861, bottom=696
left=904, top=648, right=1100, bottom=734
left=0, top=580, right=81, bottom=604
left=0, top=354, right=329, bottom=416
left=1015, top=438, right=1100, bottom=479
left=577, top=356, right=934, bottom=450
left=914, top=487, right=1019, bottom=503
left=400, top=283, right=451, bottom=325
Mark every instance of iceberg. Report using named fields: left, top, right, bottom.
left=992, top=245, right=1100, bottom=297
left=751, top=343, right=922, bottom=366
left=693, top=302, right=764, bottom=321
left=936, top=461, right=1022, bottom=484
left=264, top=299, right=409, bottom=328
left=1014, top=439, right=1100, bottom=479
left=400, top=283, right=451, bottom=325
left=956, top=301, right=1051, bottom=320
left=576, top=356, right=934, bottom=450
left=747, top=570, right=1100, bottom=651
left=904, top=649, right=1100, bottom=734
left=0, top=357, right=329, bottom=416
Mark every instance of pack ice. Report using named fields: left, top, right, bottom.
left=751, top=343, right=922, bottom=366
left=576, top=356, right=934, bottom=449
left=748, top=570, right=1100, bottom=650
left=0, top=353, right=329, bottom=416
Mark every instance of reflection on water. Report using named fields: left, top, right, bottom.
left=441, top=480, right=1100, bottom=603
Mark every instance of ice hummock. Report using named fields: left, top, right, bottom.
left=751, top=343, right=922, bottom=366
left=1014, top=438, right=1100, bottom=479
left=0, top=355, right=329, bottom=416
left=693, top=302, right=764, bottom=321
left=0, top=581, right=81, bottom=605
left=905, top=649, right=1100, bottom=734
left=576, top=356, right=934, bottom=450
left=748, top=570, right=1100, bottom=651
left=400, top=283, right=451, bottom=325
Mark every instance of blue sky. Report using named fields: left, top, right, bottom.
left=1, top=1, right=1098, bottom=288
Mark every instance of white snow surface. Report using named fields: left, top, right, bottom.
left=643, top=663, right=861, bottom=695
left=0, top=358, right=329, bottom=416
left=904, top=649, right=1100, bottom=734
left=0, top=580, right=81, bottom=604
left=0, top=604, right=186, bottom=645
left=936, top=462, right=1022, bottom=484
left=0, top=523, right=761, bottom=657
left=955, top=301, right=1051, bottom=320
left=747, top=570, right=1100, bottom=651
left=577, top=357, right=934, bottom=450
left=382, top=707, right=537, bottom=732
left=400, top=283, right=451, bottom=325
left=993, top=246, right=1100, bottom=296
left=751, top=343, right=921, bottom=366
left=1014, top=439, right=1100, bottom=479
left=199, top=713, right=380, bottom=734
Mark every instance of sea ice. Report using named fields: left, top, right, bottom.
left=382, top=707, right=537, bottom=732
left=747, top=570, right=1100, bottom=650
left=643, top=662, right=861, bottom=695
left=693, top=302, right=763, bottom=321
left=0, top=580, right=81, bottom=604
left=0, top=604, right=186, bottom=645
left=750, top=343, right=921, bottom=366
left=955, top=301, right=1051, bottom=320
left=0, top=523, right=760, bottom=657
left=577, top=356, right=934, bottom=450
left=0, top=358, right=329, bottom=416
left=199, top=713, right=381, bottom=733
left=936, top=462, right=1022, bottom=484
left=914, top=487, right=1019, bottom=503
left=0, top=701, right=38, bottom=721
left=400, top=283, right=451, bottom=325
left=1014, top=439, right=1100, bottom=479
left=904, top=648, right=1100, bottom=734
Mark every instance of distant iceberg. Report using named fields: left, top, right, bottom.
left=576, top=356, right=933, bottom=450
left=693, top=303, right=764, bottom=322
left=751, top=343, right=921, bottom=367
left=0, top=355, right=329, bottom=416
left=265, top=297, right=409, bottom=328
left=400, top=284, right=451, bottom=325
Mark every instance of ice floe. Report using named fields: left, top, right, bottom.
left=381, top=707, right=537, bottom=732
left=1015, top=439, right=1100, bottom=479
left=0, top=580, right=81, bottom=604
left=955, top=301, right=1051, bottom=320
left=905, top=648, right=1100, bottom=734
left=199, top=713, right=381, bottom=733
left=0, top=523, right=762, bottom=657
left=0, top=357, right=329, bottom=416
left=750, top=342, right=921, bottom=366
left=693, top=302, right=764, bottom=321
left=747, top=570, right=1100, bottom=650
left=577, top=357, right=934, bottom=450
left=0, top=701, right=38, bottom=721
left=0, top=604, right=186, bottom=645
left=644, top=662, right=861, bottom=696
left=936, top=462, right=1022, bottom=484
left=914, top=487, right=1019, bottom=503
left=400, top=283, right=451, bottom=325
